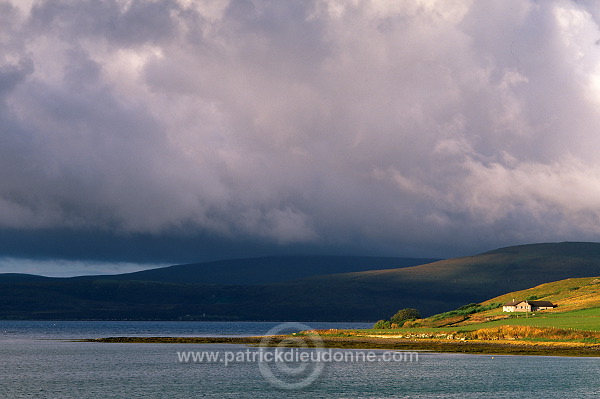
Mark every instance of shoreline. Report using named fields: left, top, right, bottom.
left=82, top=335, right=600, bottom=357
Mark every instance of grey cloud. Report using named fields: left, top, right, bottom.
left=1, top=0, right=600, bottom=264
left=0, top=59, right=33, bottom=96
left=29, top=0, right=179, bottom=46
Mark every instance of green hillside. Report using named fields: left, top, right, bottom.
left=454, top=276, right=600, bottom=331
left=373, top=276, right=600, bottom=332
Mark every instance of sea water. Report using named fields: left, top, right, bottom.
left=1, top=321, right=600, bottom=398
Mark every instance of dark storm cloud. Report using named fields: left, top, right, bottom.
left=1, top=0, right=600, bottom=270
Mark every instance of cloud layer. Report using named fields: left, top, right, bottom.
left=1, top=0, right=600, bottom=263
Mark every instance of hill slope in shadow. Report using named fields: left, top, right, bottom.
left=76, top=256, right=440, bottom=285
left=1, top=242, right=600, bottom=321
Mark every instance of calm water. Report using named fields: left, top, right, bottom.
left=0, top=320, right=372, bottom=340
left=1, top=321, right=600, bottom=398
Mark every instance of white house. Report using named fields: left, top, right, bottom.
left=503, top=299, right=556, bottom=312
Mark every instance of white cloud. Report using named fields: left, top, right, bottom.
left=458, top=157, right=600, bottom=231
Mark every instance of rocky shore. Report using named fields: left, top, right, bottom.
left=84, top=335, right=600, bottom=357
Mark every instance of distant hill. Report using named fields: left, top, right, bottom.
left=286, top=241, right=600, bottom=317
left=73, top=256, right=440, bottom=285
left=0, top=273, right=54, bottom=283
left=2, top=242, right=600, bottom=321
left=0, top=256, right=439, bottom=284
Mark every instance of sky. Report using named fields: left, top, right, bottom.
left=1, top=0, right=600, bottom=276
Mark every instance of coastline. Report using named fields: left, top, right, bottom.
left=83, top=335, right=600, bottom=357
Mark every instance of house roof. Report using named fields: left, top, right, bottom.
left=526, top=300, right=555, bottom=307
left=503, top=300, right=520, bottom=306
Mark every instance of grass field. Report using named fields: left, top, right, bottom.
left=347, top=277, right=600, bottom=343
left=458, top=307, right=600, bottom=331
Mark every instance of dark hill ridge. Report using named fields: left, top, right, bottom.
left=282, top=241, right=600, bottom=316
left=0, top=273, right=54, bottom=283
left=0, top=256, right=439, bottom=285
left=314, top=241, right=600, bottom=289
left=482, top=241, right=600, bottom=257
left=74, top=256, right=440, bottom=285
left=1, top=242, right=600, bottom=321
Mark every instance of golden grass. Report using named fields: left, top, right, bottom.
left=466, top=325, right=600, bottom=341
left=480, top=277, right=600, bottom=313
left=314, top=325, right=600, bottom=348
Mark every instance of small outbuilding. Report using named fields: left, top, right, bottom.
left=502, top=299, right=556, bottom=312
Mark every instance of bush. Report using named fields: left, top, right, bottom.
left=373, top=320, right=391, bottom=329
left=430, top=302, right=502, bottom=321
left=391, top=308, right=421, bottom=324
left=457, top=303, right=480, bottom=311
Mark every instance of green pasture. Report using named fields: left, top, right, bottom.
left=355, top=307, right=600, bottom=335
left=466, top=308, right=600, bottom=331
